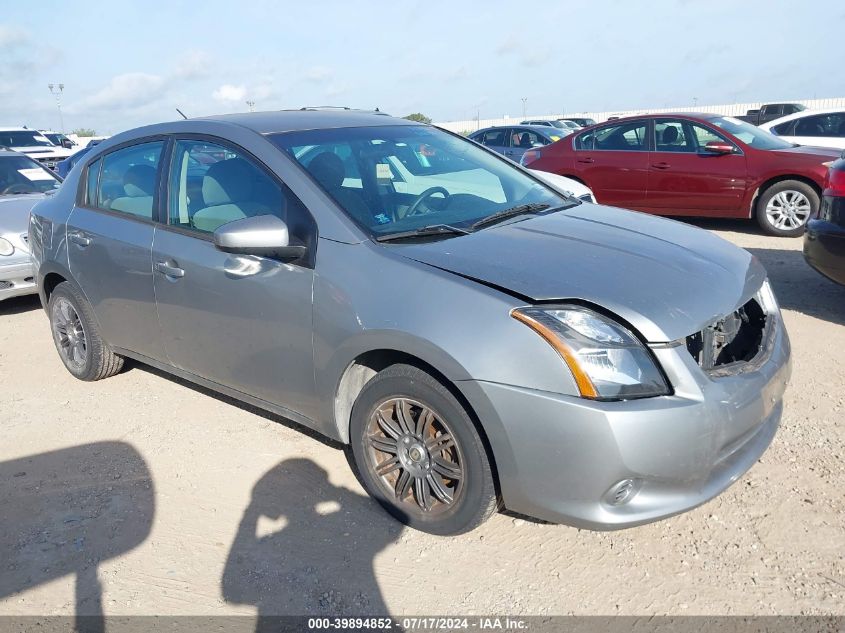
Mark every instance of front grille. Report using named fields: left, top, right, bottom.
left=35, top=157, right=57, bottom=169
left=686, top=297, right=767, bottom=371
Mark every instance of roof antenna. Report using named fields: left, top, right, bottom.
left=176, top=108, right=188, bottom=120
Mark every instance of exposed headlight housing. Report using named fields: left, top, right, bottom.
left=512, top=306, right=671, bottom=400
left=0, top=237, right=14, bottom=256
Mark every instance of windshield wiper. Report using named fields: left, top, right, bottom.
left=375, top=224, right=471, bottom=242
left=470, top=203, right=551, bottom=230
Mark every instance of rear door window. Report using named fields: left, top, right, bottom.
left=593, top=121, right=648, bottom=151
left=95, top=141, right=164, bottom=219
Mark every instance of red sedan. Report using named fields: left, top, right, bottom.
left=522, top=113, right=841, bottom=236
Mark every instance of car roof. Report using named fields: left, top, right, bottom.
left=0, top=126, right=31, bottom=131
left=760, top=107, right=845, bottom=129
left=193, top=109, right=415, bottom=135
left=0, top=148, right=26, bottom=157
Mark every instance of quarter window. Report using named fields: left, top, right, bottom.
left=95, top=141, right=164, bottom=219
left=167, top=139, right=315, bottom=244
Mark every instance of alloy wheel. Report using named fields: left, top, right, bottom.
left=765, top=190, right=811, bottom=231
left=52, top=297, right=88, bottom=370
left=365, top=397, right=464, bottom=515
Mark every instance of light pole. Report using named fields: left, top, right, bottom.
left=48, top=83, right=65, bottom=133
left=521, top=97, right=527, bottom=118
left=693, top=96, right=698, bottom=108
left=246, top=100, right=255, bottom=112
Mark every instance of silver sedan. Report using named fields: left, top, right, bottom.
left=1, top=151, right=62, bottom=302
left=29, top=110, right=790, bottom=534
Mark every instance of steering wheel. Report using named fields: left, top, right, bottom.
left=405, top=186, right=451, bottom=217
left=1, top=183, right=38, bottom=195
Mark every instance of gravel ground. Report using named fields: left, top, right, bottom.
left=0, top=220, right=843, bottom=618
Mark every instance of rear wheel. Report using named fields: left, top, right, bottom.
left=48, top=282, right=124, bottom=381
left=349, top=364, right=498, bottom=535
left=756, top=180, right=818, bottom=237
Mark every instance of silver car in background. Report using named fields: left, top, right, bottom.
left=29, top=110, right=790, bottom=534
left=1, top=150, right=62, bottom=301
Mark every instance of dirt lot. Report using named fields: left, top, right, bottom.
left=1, top=220, right=843, bottom=618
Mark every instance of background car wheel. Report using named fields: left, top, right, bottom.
left=349, top=364, right=498, bottom=535
left=756, top=180, right=818, bottom=237
left=48, top=282, right=124, bottom=381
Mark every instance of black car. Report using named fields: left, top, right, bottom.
left=804, top=153, right=845, bottom=285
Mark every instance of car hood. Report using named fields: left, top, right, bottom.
left=392, top=205, right=767, bottom=342
left=14, top=146, right=73, bottom=158
left=769, top=145, right=842, bottom=160
left=0, top=193, right=44, bottom=235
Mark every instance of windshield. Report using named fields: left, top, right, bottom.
left=270, top=125, right=572, bottom=238
left=0, top=155, right=61, bottom=195
left=0, top=130, right=55, bottom=148
left=709, top=116, right=794, bottom=150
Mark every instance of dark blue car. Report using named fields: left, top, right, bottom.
left=55, top=140, right=103, bottom=178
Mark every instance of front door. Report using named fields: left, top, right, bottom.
left=152, top=138, right=318, bottom=418
left=646, top=118, right=747, bottom=215
left=572, top=120, right=650, bottom=210
left=66, top=140, right=166, bottom=360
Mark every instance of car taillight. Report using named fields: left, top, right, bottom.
left=825, top=165, right=845, bottom=197
left=521, top=149, right=542, bottom=166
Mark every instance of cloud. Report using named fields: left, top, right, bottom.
left=79, top=73, right=167, bottom=110
left=303, top=65, right=333, bottom=82
left=213, top=83, right=248, bottom=103
left=0, top=24, right=28, bottom=47
left=174, top=50, right=213, bottom=80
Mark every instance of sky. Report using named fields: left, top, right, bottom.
left=2, top=0, right=844, bottom=135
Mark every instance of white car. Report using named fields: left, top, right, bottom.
left=761, top=108, right=845, bottom=151
left=0, top=127, right=74, bottom=171
left=528, top=169, right=595, bottom=202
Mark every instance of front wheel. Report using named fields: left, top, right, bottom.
left=349, top=364, right=498, bottom=535
left=756, top=180, right=818, bottom=237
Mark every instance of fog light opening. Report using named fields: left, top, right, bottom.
left=604, top=478, right=641, bottom=507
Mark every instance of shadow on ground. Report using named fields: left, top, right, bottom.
left=748, top=247, right=845, bottom=326
left=222, top=458, right=402, bottom=629
left=0, top=294, right=41, bottom=316
left=0, top=442, right=154, bottom=633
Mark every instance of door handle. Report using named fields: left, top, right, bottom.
left=68, top=231, right=91, bottom=247
left=652, top=162, right=671, bottom=170
left=155, top=261, right=185, bottom=279
left=577, top=157, right=595, bottom=164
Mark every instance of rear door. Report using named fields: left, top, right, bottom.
left=646, top=119, right=746, bottom=215
left=571, top=119, right=650, bottom=210
left=66, top=140, right=166, bottom=360
left=476, top=128, right=510, bottom=157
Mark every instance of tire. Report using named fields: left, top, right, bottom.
left=349, top=364, right=498, bottom=535
left=755, top=180, right=818, bottom=237
left=48, top=282, right=124, bottom=381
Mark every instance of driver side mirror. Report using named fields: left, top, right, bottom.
left=61, top=138, right=74, bottom=149
left=701, top=141, right=735, bottom=155
left=213, top=215, right=306, bottom=261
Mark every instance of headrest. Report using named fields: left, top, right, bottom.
left=202, top=158, right=256, bottom=206
left=123, top=164, right=156, bottom=197
left=308, top=152, right=345, bottom=190
left=662, top=126, right=679, bottom=144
